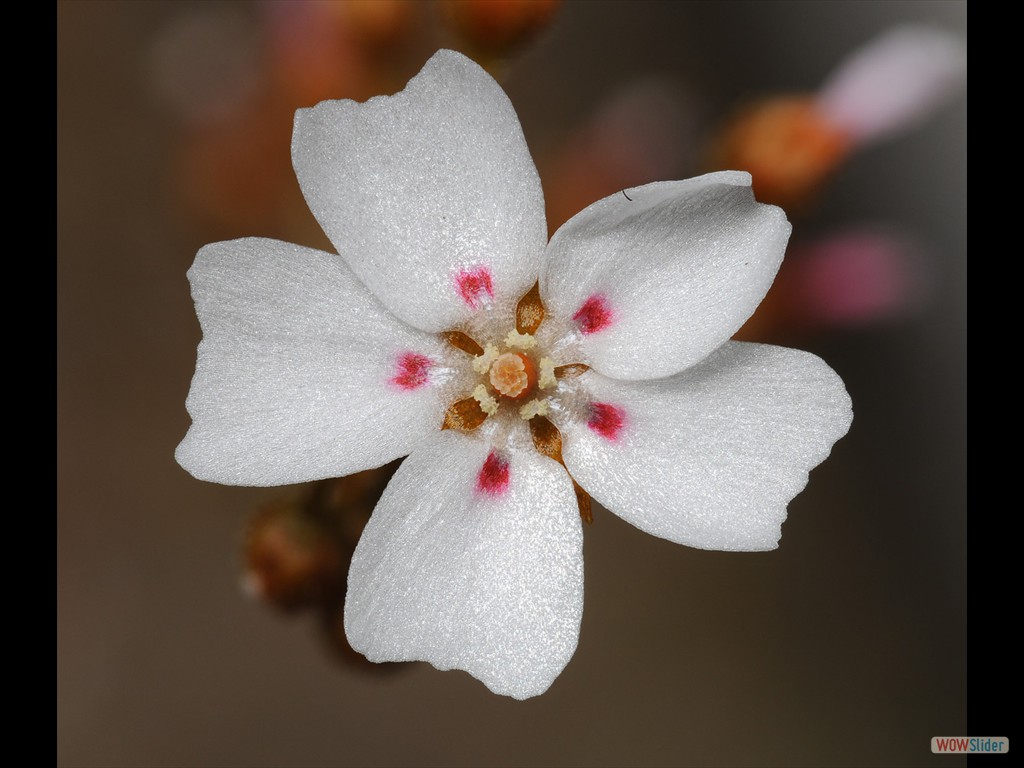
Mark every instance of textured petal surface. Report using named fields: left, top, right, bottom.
left=176, top=238, right=447, bottom=486
left=817, top=26, right=967, bottom=144
left=560, top=342, right=852, bottom=551
left=292, top=49, right=547, bottom=332
left=345, top=431, right=583, bottom=700
left=542, top=172, right=791, bottom=380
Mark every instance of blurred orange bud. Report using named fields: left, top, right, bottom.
left=241, top=464, right=399, bottom=616
left=711, top=97, right=850, bottom=210
left=710, top=26, right=965, bottom=211
left=441, top=0, right=560, bottom=62
left=178, top=98, right=298, bottom=237
left=265, top=0, right=416, bottom=106
left=344, top=0, right=415, bottom=48
left=243, top=499, right=345, bottom=613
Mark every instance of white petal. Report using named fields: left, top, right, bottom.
left=175, top=238, right=447, bottom=486
left=345, top=431, right=583, bottom=700
left=817, top=26, right=967, bottom=144
left=559, top=342, right=852, bottom=551
left=292, top=49, right=547, bottom=332
left=542, top=172, right=791, bottom=380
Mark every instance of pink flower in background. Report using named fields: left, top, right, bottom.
left=713, top=25, right=966, bottom=208
left=176, top=50, right=852, bottom=699
left=817, top=25, right=967, bottom=146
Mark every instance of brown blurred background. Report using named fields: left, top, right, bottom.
left=58, top=2, right=966, bottom=766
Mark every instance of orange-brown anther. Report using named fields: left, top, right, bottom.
left=515, top=281, right=545, bottom=335
left=441, top=330, right=485, bottom=357
left=554, top=363, right=590, bottom=379
left=442, top=396, right=489, bottom=432
left=529, top=415, right=593, bottom=525
left=489, top=352, right=537, bottom=399
left=528, top=413, right=563, bottom=462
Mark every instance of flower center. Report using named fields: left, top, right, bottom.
left=489, top=352, right=537, bottom=400
left=437, top=282, right=596, bottom=524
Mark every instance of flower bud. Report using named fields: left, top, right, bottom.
left=242, top=462, right=399, bottom=613
left=243, top=499, right=345, bottom=613
left=710, top=97, right=850, bottom=210
left=441, top=0, right=560, bottom=66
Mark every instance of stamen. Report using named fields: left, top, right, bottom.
left=528, top=414, right=564, bottom=464
left=518, top=398, right=549, bottom=420
left=538, top=357, right=557, bottom=389
left=472, top=344, right=500, bottom=374
left=515, top=281, right=545, bottom=335
left=441, top=330, right=484, bottom=357
left=555, top=363, right=590, bottom=379
left=504, top=329, right=537, bottom=349
left=472, top=384, right=499, bottom=416
left=527, top=415, right=593, bottom=524
left=441, top=396, right=489, bottom=432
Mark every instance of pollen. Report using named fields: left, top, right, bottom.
left=538, top=357, right=556, bottom=389
left=472, top=384, right=499, bottom=415
left=488, top=352, right=537, bottom=399
left=518, top=398, right=549, bottom=420
left=504, top=329, right=537, bottom=349
left=472, top=343, right=500, bottom=374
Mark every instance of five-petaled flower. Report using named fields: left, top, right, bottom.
left=176, top=50, right=853, bottom=700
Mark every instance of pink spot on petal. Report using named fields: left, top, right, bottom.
left=391, top=352, right=433, bottom=391
left=573, top=294, right=614, bottom=334
left=476, top=451, right=510, bottom=496
left=587, top=402, right=626, bottom=441
left=455, top=266, right=494, bottom=310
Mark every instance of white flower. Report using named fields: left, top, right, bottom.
left=176, top=50, right=853, bottom=700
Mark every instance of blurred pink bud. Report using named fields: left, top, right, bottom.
left=581, top=78, right=693, bottom=184
left=790, top=228, right=930, bottom=327
left=817, top=26, right=966, bottom=145
left=544, top=79, right=693, bottom=230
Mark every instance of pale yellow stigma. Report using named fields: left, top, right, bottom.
left=472, top=343, right=499, bottom=375
left=489, top=352, right=537, bottom=399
